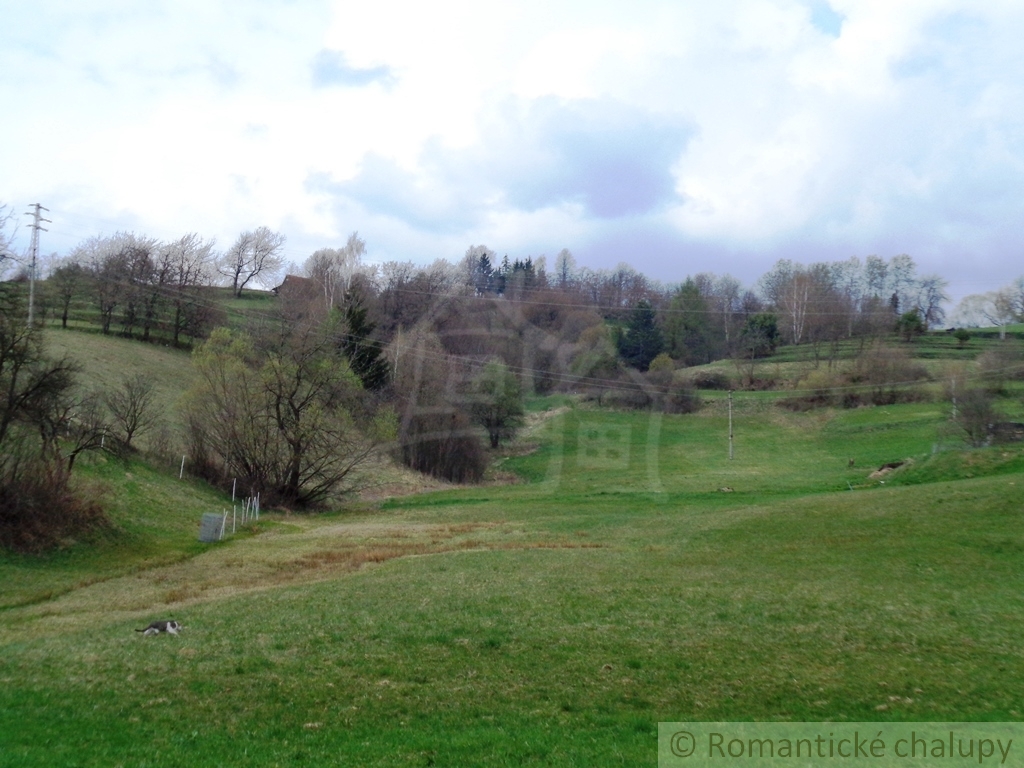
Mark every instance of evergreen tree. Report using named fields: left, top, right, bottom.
left=665, top=278, right=714, bottom=365
left=337, top=297, right=389, bottom=390
left=617, top=300, right=664, bottom=371
left=474, top=254, right=494, bottom=295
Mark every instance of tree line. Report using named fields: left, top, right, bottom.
left=5, top=202, right=1024, bottom=547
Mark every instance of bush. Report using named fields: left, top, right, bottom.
left=399, top=410, right=486, bottom=483
left=0, top=459, right=108, bottom=552
left=848, top=341, right=930, bottom=405
left=689, top=369, right=731, bottom=390
left=778, top=369, right=841, bottom=410
left=977, top=342, right=1024, bottom=393
left=646, top=353, right=675, bottom=386
left=646, top=358, right=701, bottom=414
left=595, top=384, right=652, bottom=410
left=955, top=388, right=998, bottom=447
left=778, top=392, right=834, bottom=411
left=662, top=384, right=701, bottom=414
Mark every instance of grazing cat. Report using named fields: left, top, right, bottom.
left=136, top=620, right=182, bottom=636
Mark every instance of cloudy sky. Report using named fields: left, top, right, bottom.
left=1, top=0, right=1023, bottom=302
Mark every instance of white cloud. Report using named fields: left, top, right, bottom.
left=0, top=0, right=1022, bottom=301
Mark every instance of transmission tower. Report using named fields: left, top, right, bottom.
left=24, top=203, right=50, bottom=325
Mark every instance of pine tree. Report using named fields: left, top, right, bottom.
left=617, top=300, right=664, bottom=371
left=337, top=298, right=389, bottom=390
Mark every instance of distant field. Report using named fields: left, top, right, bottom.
left=2, top=389, right=1023, bottom=766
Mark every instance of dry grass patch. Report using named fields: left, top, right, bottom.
left=0, top=516, right=606, bottom=644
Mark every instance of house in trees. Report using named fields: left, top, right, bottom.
left=271, top=274, right=314, bottom=297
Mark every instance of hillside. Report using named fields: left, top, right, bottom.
left=2, top=361, right=1023, bottom=764
left=44, top=328, right=197, bottom=437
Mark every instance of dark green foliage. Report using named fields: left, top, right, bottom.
left=740, top=312, right=780, bottom=357
left=499, top=256, right=537, bottom=299
left=954, top=328, right=971, bottom=347
left=337, top=297, right=389, bottom=391
left=473, top=253, right=495, bottom=295
left=896, top=308, right=927, bottom=341
left=617, top=300, right=664, bottom=372
left=664, top=279, right=716, bottom=365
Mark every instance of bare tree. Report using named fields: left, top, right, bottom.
left=73, top=233, right=156, bottom=336
left=955, top=389, right=997, bottom=447
left=554, top=248, right=575, bottom=289
left=303, top=232, right=365, bottom=311
left=219, top=226, right=286, bottom=297
left=92, top=249, right=128, bottom=335
left=40, top=391, right=114, bottom=472
left=955, top=290, right=1018, bottom=339
left=759, top=259, right=837, bottom=347
left=165, top=233, right=216, bottom=346
left=0, top=203, right=16, bottom=277
left=49, top=258, right=85, bottom=329
left=0, top=290, right=113, bottom=549
left=119, top=238, right=158, bottom=339
left=914, top=274, right=949, bottom=328
left=1006, top=277, right=1024, bottom=321
left=104, top=373, right=161, bottom=450
left=864, top=255, right=889, bottom=301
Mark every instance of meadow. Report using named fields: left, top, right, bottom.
left=2, top=380, right=1024, bottom=766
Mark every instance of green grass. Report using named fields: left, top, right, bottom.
left=43, top=328, right=198, bottom=447
left=0, top=454, right=230, bottom=612
left=3, top=390, right=1024, bottom=765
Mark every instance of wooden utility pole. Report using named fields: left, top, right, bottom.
left=728, top=390, right=734, bottom=460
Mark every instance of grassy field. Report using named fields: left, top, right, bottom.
left=2, top=385, right=1024, bottom=766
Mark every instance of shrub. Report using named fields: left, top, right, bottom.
left=848, top=341, right=930, bottom=405
left=399, top=410, right=486, bottom=483
left=662, top=384, right=702, bottom=414
left=778, top=369, right=842, bottom=411
left=896, top=309, right=926, bottom=342
left=646, top=353, right=675, bottom=385
left=597, top=384, right=652, bottom=410
left=690, top=369, right=731, bottom=390
left=0, top=459, right=108, bottom=552
left=977, top=342, right=1024, bottom=393
left=955, top=388, right=997, bottom=447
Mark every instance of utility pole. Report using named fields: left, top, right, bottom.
left=728, top=390, right=734, bottom=460
left=24, top=203, right=50, bottom=326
